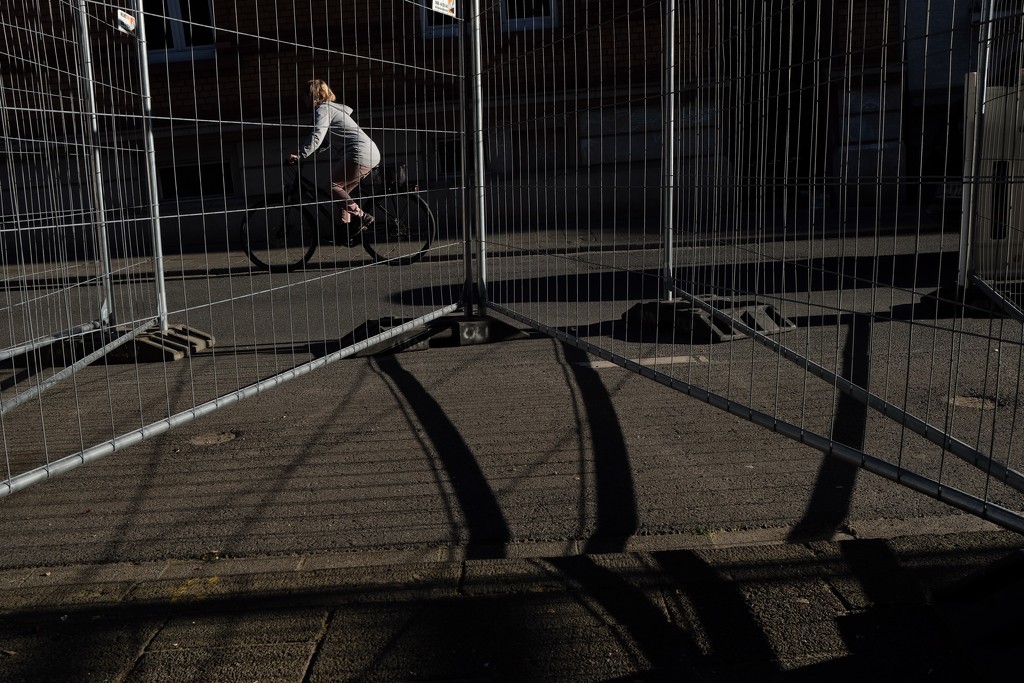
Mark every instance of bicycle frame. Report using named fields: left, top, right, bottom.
left=284, top=165, right=329, bottom=209
left=284, top=162, right=384, bottom=242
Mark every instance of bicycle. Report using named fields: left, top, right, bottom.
left=240, top=160, right=437, bottom=272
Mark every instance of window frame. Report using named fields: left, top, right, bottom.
left=144, top=0, right=216, bottom=64
left=501, top=0, right=559, bottom=32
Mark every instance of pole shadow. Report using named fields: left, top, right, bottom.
left=652, top=549, right=781, bottom=678
left=787, top=313, right=869, bottom=542
left=547, top=554, right=701, bottom=676
left=559, top=343, right=639, bottom=553
left=373, top=354, right=511, bottom=558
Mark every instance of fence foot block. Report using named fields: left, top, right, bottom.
left=106, top=326, right=216, bottom=364
left=160, top=325, right=216, bottom=354
left=445, top=316, right=529, bottom=347
left=336, top=315, right=530, bottom=357
left=625, top=298, right=797, bottom=344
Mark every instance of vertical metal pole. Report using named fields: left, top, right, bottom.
left=661, top=0, right=678, bottom=302
left=960, top=73, right=978, bottom=288
left=74, top=0, right=116, bottom=326
left=459, top=3, right=475, bottom=317
left=134, top=3, right=169, bottom=331
left=961, top=0, right=995, bottom=288
left=469, top=0, right=489, bottom=315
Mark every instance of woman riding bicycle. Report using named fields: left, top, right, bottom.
left=287, top=79, right=381, bottom=232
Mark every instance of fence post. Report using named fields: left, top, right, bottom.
left=74, top=0, right=116, bottom=326
left=661, top=0, right=678, bottom=302
left=134, top=3, right=169, bottom=332
left=459, top=2, right=474, bottom=317
left=467, top=0, right=489, bottom=315
left=960, top=0, right=995, bottom=289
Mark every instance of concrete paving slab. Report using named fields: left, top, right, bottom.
left=0, top=611, right=160, bottom=682
left=126, top=643, right=315, bottom=683
left=19, top=561, right=167, bottom=588
left=158, top=555, right=303, bottom=580
left=299, top=546, right=448, bottom=570
left=0, top=569, right=32, bottom=590
left=148, top=608, right=326, bottom=649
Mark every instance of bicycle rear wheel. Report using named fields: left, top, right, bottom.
left=361, top=192, right=436, bottom=265
left=241, top=202, right=317, bottom=272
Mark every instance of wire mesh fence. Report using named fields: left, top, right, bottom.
left=478, top=0, right=1024, bottom=532
left=2, top=0, right=468, bottom=495
left=2, top=0, right=1023, bottom=536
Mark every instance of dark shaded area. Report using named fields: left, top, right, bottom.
left=548, top=554, right=700, bottom=676
left=782, top=539, right=979, bottom=683
left=3, top=536, right=1019, bottom=681
left=653, top=550, right=781, bottom=678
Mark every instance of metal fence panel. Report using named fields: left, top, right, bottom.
left=1, top=0, right=468, bottom=494
left=477, top=0, right=1024, bottom=532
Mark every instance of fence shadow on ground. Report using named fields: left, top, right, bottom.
left=397, top=250, right=964, bottom=308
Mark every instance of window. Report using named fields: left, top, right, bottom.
left=421, top=3, right=460, bottom=39
left=502, top=0, right=558, bottom=32
left=159, top=162, right=232, bottom=200
left=144, top=0, right=215, bottom=63
left=433, top=136, right=463, bottom=177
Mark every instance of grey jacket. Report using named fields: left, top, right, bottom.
left=299, top=102, right=381, bottom=168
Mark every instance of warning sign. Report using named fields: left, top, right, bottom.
left=431, top=0, right=456, bottom=17
left=116, top=9, right=136, bottom=35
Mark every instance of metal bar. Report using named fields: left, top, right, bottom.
left=962, top=0, right=996, bottom=287
left=486, top=302, right=1024, bottom=536
left=459, top=2, right=474, bottom=316
left=0, top=305, right=460, bottom=498
left=134, top=3, right=169, bottom=332
left=0, top=320, right=156, bottom=417
left=670, top=285, right=1024, bottom=494
left=0, top=320, right=106, bottom=362
left=969, top=272, right=1024, bottom=322
left=73, top=0, right=116, bottom=326
left=661, top=0, right=677, bottom=302
left=469, top=0, right=488, bottom=315
left=959, top=72, right=977, bottom=288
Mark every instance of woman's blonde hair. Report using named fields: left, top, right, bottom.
left=307, top=79, right=336, bottom=107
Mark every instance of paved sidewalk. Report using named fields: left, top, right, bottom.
left=1, top=528, right=1021, bottom=681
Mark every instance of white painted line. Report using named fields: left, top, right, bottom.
left=583, top=355, right=710, bottom=369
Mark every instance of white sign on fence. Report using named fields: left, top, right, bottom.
left=431, top=0, right=456, bottom=17
left=116, top=10, right=136, bottom=35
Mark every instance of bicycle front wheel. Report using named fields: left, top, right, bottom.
left=362, top=192, right=436, bottom=266
left=241, top=202, right=317, bottom=273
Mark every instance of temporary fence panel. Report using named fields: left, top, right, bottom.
left=964, top=1, right=1024, bottom=311
left=477, top=0, right=1024, bottom=533
left=1, top=0, right=469, bottom=495
left=2, top=1, right=156, bottom=356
